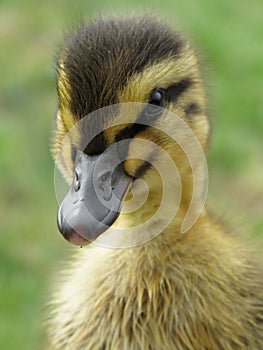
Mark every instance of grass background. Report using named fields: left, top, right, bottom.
left=0, top=0, right=262, bottom=349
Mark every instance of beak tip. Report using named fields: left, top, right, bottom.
left=63, top=228, right=90, bottom=246
left=57, top=207, right=91, bottom=246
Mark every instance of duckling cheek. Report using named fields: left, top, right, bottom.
left=124, top=158, right=146, bottom=177
left=122, top=137, right=155, bottom=177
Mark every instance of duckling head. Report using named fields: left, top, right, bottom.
left=53, top=15, right=210, bottom=246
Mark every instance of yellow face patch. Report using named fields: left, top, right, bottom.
left=57, top=59, right=78, bottom=131
left=117, top=49, right=198, bottom=104
left=57, top=60, right=71, bottom=107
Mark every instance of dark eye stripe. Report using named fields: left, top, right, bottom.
left=115, top=123, right=148, bottom=143
left=114, top=104, right=155, bottom=143
left=114, top=104, right=161, bottom=160
left=166, top=78, right=192, bottom=102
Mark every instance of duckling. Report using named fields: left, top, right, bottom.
left=48, top=15, right=263, bottom=350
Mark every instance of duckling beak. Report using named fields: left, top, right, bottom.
left=57, top=145, right=132, bottom=245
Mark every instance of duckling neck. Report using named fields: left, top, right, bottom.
left=106, top=172, right=200, bottom=249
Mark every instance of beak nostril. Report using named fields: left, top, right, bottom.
left=99, top=171, right=111, bottom=183
left=100, top=174, right=108, bottom=182
left=74, top=180, right=80, bottom=191
left=74, top=170, right=81, bottom=191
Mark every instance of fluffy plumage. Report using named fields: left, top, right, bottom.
left=48, top=15, right=263, bottom=350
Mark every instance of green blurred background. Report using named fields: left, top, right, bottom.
left=0, top=0, right=262, bottom=348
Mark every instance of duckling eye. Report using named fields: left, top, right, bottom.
left=74, top=168, right=81, bottom=191
left=145, top=88, right=166, bottom=117
left=149, top=89, right=165, bottom=106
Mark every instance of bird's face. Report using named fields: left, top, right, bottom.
left=52, top=16, right=210, bottom=246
